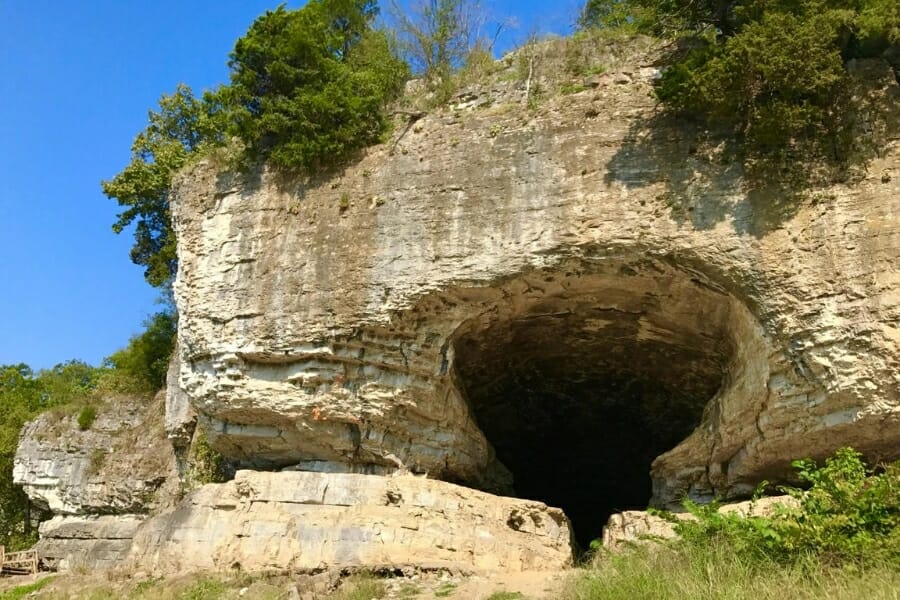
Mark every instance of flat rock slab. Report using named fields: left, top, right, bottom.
left=37, top=515, right=145, bottom=571
left=128, top=471, right=575, bottom=573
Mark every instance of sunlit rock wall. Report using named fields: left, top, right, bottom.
left=170, top=45, right=900, bottom=506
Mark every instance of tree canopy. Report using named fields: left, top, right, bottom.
left=581, top=0, right=899, bottom=170
left=101, top=85, right=228, bottom=288
left=103, top=0, right=407, bottom=288
left=228, top=1, right=408, bottom=170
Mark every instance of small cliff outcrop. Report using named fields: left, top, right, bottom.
left=13, top=393, right=179, bottom=570
left=129, top=470, right=573, bottom=573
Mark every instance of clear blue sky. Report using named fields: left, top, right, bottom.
left=0, top=0, right=576, bottom=371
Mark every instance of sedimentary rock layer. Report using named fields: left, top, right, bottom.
left=169, top=41, right=900, bottom=517
left=36, top=515, right=145, bottom=571
left=13, top=393, right=177, bottom=515
left=128, top=471, right=574, bottom=573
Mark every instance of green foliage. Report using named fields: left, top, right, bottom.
left=569, top=448, right=900, bottom=599
left=76, top=405, right=98, bottom=431
left=102, top=84, right=229, bottom=288
left=102, top=310, right=177, bottom=393
left=227, top=1, right=408, bottom=171
left=179, top=578, right=228, bottom=600
left=188, top=430, right=229, bottom=486
left=673, top=448, right=900, bottom=565
left=563, top=539, right=900, bottom=600
left=485, top=593, right=525, bottom=600
left=580, top=0, right=899, bottom=174
left=579, top=0, right=647, bottom=31
left=105, top=3, right=409, bottom=281
left=0, top=577, right=56, bottom=600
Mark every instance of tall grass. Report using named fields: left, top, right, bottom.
left=563, top=541, right=900, bottom=600
left=564, top=447, right=900, bottom=600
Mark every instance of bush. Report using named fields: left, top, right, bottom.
left=76, top=405, right=97, bottom=431
left=102, top=311, right=176, bottom=393
left=581, top=0, right=900, bottom=178
left=228, top=2, right=408, bottom=171
left=565, top=447, right=900, bottom=599
left=671, top=447, right=900, bottom=565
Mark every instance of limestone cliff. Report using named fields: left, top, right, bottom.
left=13, top=393, right=179, bottom=569
left=168, top=36, right=900, bottom=549
left=17, top=39, right=899, bottom=573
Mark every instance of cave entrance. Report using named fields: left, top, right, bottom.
left=451, top=263, right=736, bottom=549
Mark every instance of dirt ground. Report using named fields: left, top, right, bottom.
left=0, top=567, right=574, bottom=599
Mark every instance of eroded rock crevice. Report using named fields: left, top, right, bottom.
left=450, top=262, right=756, bottom=546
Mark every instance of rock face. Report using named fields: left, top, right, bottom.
left=602, top=496, right=797, bottom=549
left=128, top=471, right=574, bottom=573
left=14, top=393, right=179, bottom=570
left=36, top=515, right=145, bottom=571
left=169, top=39, right=900, bottom=546
left=14, top=393, right=177, bottom=515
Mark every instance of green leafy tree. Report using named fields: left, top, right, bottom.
left=0, top=362, right=102, bottom=549
left=579, top=0, right=645, bottom=30
left=105, top=2, right=409, bottom=283
left=580, top=0, right=899, bottom=169
left=228, top=1, right=408, bottom=170
left=102, top=311, right=177, bottom=394
left=101, top=85, right=229, bottom=288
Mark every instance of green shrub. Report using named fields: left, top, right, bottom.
left=76, top=405, right=98, bottom=431
left=188, top=431, right=229, bottom=486
left=180, top=577, right=227, bottom=600
left=102, top=311, right=176, bottom=393
left=671, top=447, right=900, bottom=565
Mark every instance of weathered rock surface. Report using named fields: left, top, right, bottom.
left=128, top=470, right=574, bottom=573
left=14, top=393, right=177, bottom=515
left=14, top=393, right=180, bottom=570
left=36, top=515, right=145, bottom=571
left=169, top=37, right=900, bottom=527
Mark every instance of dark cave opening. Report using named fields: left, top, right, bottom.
left=452, top=272, right=734, bottom=549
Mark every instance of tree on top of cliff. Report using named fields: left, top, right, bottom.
left=227, top=0, right=408, bottom=170
left=103, top=2, right=408, bottom=287
left=101, top=84, right=229, bottom=288
left=580, top=0, right=899, bottom=174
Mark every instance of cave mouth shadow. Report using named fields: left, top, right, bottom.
left=450, top=265, right=737, bottom=550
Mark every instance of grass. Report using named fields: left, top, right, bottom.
left=324, top=573, right=386, bottom=600
left=0, top=577, right=56, bottom=600
left=434, top=582, right=457, bottom=597
left=486, top=593, right=526, bottom=600
left=562, top=541, right=900, bottom=600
